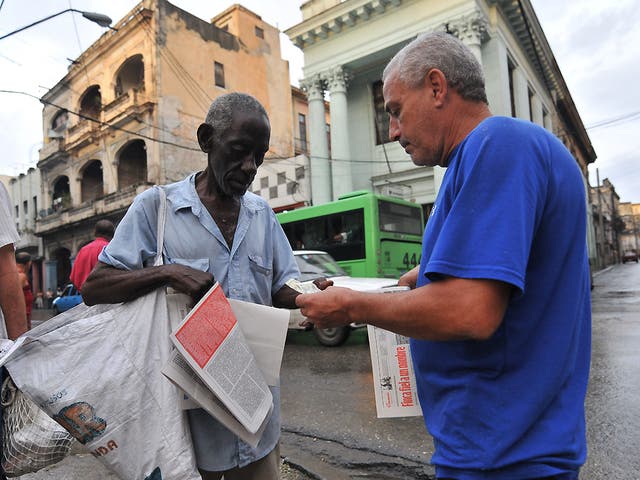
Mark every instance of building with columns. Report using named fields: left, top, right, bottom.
left=285, top=0, right=597, bottom=263
left=590, top=178, right=622, bottom=268
left=35, top=0, right=294, bottom=289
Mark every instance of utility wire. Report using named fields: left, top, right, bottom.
left=0, top=89, right=201, bottom=151
left=586, top=110, right=640, bottom=130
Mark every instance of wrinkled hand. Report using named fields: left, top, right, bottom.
left=166, top=264, right=215, bottom=301
left=398, top=266, right=420, bottom=290
left=295, top=286, right=354, bottom=329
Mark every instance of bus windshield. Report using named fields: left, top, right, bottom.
left=378, top=200, right=423, bottom=236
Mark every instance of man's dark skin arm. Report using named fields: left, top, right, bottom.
left=82, top=261, right=214, bottom=305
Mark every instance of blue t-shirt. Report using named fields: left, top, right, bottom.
left=411, top=117, right=591, bottom=480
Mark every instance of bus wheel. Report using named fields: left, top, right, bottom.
left=313, top=326, right=350, bottom=347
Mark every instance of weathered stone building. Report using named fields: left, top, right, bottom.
left=36, top=0, right=294, bottom=289
left=591, top=178, right=622, bottom=268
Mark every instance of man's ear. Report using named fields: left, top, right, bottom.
left=424, top=68, right=448, bottom=107
left=197, top=123, right=214, bottom=153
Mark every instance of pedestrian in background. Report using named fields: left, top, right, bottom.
left=15, top=252, right=33, bottom=330
left=45, top=288, right=54, bottom=308
left=69, top=219, right=115, bottom=291
left=296, top=32, right=591, bottom=480
left=82, top=93, right=308, bottom=480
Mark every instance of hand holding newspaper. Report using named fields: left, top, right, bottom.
left=167, top=282, right=274, bottom=435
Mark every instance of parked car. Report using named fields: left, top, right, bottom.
left=52, top=284, right=83, bottom=314
left=291, top=250, right=400, bottom=346
left=622, top=250, right=639, bottom=263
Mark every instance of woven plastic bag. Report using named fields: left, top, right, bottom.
left=3, top=188, right=199, bottom=480
left=1, top=376, right=73, bottom=477
left=4, top=289, right=200, bottom=480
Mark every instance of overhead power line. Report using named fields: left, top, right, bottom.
left=0, top=89, right=201, bottom=152
left=586, top=110, right=640, bottom=131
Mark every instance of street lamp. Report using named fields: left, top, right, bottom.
left=0, top=9, right=113, bottom=41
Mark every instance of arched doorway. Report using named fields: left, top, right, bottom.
left=114, top=54, right=144, bottom=97
left=79, top=85, right=101, bottom=119
left=52, top=176, right=71, bottom=212
left=117, top=140, right=147, bottom=189
left=81, top=160, right=104, bottom=203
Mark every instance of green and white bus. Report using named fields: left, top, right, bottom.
left=276, top=190, right=424, bottom=278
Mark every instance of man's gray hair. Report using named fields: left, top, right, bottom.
left=204, top=93, right=268, bottom=143
left=383, top=32, right=487, bottom=103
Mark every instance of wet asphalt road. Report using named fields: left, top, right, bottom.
left=279, top=262, right=640, bottom=480
left=581, top=262, right=640, bottom=478
left=21, top=262, right=640, bottom=479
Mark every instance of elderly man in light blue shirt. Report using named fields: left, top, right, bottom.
left=83, top=93, right=305, bottom=480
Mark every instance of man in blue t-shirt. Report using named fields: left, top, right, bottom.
left=296, top=32, right=591, bottom=480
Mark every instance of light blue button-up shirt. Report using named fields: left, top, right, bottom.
left=99, top=173, right=299, bottom=471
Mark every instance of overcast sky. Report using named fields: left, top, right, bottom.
left=1, top=0, right=638, bottom=202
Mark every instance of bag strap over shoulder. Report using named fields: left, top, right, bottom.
left=154, top=186, right=167, bottom=267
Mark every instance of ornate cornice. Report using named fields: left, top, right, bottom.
left=286, top=0, right=403, bottom=49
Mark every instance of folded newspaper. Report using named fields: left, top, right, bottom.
left=362, top=286, right=422, bottom=418
left=164, top=283, right=288, bottom=438
left=367, top=325, right=422, bottom=418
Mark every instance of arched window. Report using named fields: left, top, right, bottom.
left=80, top=160, right=104, bottom=203
left=52, top=176, right=71, bottom=212
left=79, top=85, right=101, bottom=119
left=50, top=110, right=69, bottom=138
left=114, top=54, right=144, bottom=97
left=117, top=140, right=147, bottom=189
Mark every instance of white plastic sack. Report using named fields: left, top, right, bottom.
left=4, top=288, right=200, bottom=480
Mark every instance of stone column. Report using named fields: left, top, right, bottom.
left=325, top=66, right=353, bottom=199
left=300, top=74, right=332, bottom=205
left=448, top=12, right=489, bottom=65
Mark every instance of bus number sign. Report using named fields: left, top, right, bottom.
left=402, top=252, right=419, bottom=269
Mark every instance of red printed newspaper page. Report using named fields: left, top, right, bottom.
left=170, top=283, right=272, bottom=433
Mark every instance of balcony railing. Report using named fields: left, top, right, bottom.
left=36, top=183, right=154, bottom=234
left=103, top=88, right=150, bottom=125
left=294, top=137, right=309, bottom=155
left=39, top=137, right=65, bottom=162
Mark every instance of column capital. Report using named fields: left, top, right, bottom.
left=324, top=66, right=351, bottom=94
left=300, top=74, right=325, bottom=101
left=446, top=11, right=489, bottom=47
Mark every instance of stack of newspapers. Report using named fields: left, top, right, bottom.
left=163, top=283, right=290, bottom=447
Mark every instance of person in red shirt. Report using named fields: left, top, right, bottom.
left=70, top=219, right=115, bottom=291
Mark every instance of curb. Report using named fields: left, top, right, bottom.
left=593, top=266, right=614, bottom=277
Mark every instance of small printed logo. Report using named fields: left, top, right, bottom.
left=53, top=401, right=107, bottom=444
left=429, top=204, right=438, bottom=217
